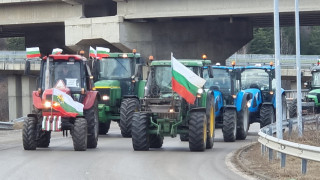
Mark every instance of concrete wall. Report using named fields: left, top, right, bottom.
left=8, top=75, right=21, bottom=121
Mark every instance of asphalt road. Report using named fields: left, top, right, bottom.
left=0, top=123, right=260, bottom=180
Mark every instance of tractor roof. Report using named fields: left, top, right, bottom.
left=43, top=54, right=86, bottom=61
left=151, top=59, right=211, bottom=67
left=311, top=65, right=320, bottom=72
left=244, top=65, right=274, bottom=70
left=104, top=52, right=141, bottom=58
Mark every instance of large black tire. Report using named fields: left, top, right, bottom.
left=132, top=112, right=150, bottom=151
left=37, top=130, right=51, bottom=148
left=180, top=134, right=189, bottom=141
left=260, top=105, right=275, bottom=128
left=282, top=95, right=288, bottom=121
left=72, top=118, right=87, bottom=151
left=236, top=104, right=249, bottom=140
left=288, top=99, right=297, bottom=118
left=23, top=117, right=37, bottom=150
left=120, top=98, right=140, bottom=138
left=85, top=100, right=99, bottom=148
left=222, top=109, right=237, bottom=142
left=99, top=121, right=111, bottom=135
left=206, top=93, right=215, bottom=149
left=189, top=111, right=207, bottom=151
left=149, top=134, right=163, bottom=148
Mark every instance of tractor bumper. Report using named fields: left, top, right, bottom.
left=42, top=116, right=62, bottom=131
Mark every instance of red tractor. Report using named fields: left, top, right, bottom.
left=23, top=53, right=99, bottom=151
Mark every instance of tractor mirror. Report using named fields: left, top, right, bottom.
left=24, top=60, right=31, bottom=75
left=208, top=66, right=213, bottom=78
left=92, top=60, right=100, bottom=81
left=134, top=64, right=142, bottom=79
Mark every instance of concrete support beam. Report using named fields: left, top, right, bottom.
left=65, top=16, right=252, bottom=63
left=8, top=75, right=21, bottom=121
left=21, top=76, right=36, bottom=117
left=0, top=2, right=82, bottom=25
left=117, top=0, right=320, bottom=19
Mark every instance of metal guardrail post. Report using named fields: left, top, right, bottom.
left=281, top=153, right=286, bottom=168
left=268, top=126, right=273, bottom=162
left=288, top=119, right=293, bottom=136
left=302, top=159, right=307, bottom=174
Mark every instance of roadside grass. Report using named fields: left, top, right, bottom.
left=237, top=123, right=320, bottom=180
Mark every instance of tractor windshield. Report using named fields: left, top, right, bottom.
left=204, top=68, right=231, bottom=95
left=241, top=69, right=271, bottom=91
left=155, top=66, right=172, bottom=93
left=99, top=58, right=132, bottom=80
left=312, top=72, right=320, bottom=87
left=41, top=61, right=82, bottom=92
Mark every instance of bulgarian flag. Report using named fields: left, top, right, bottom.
left=171, top=54, right=206, bottom=104
left=89, top=46, right=97, bottom=58
left=52, top=48, right=63, bottom=55
left=96, top=47, right=110, bottom=58
left=52, top=88, right=84, bottom=117
left=26, top=47, right=41, bottom=58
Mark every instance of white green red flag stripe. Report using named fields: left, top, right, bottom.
left=89, top=46, right=97, bottom=58
left=171, top=54, right=206, bottom=104
left=52, top=88, right=83, bottom=117
left=96, top=47, right=110, bottom=58
left=26, top=47, right=41, bottom=58
left=52, top=48, right=63, bottom=55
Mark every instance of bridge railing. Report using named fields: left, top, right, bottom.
left=285, top=89, right=309, bottom=101
left=258, top=115, right=320, bottom=174
left=0, top=51, right=40, bottom=71
left=226, top=54, right=320, bottom=68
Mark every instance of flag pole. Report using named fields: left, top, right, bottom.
left=171, top=53, right=175, bottom=107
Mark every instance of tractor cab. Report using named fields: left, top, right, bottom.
left=241, top=63, right=275, bottom=103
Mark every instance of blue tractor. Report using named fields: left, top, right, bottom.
left=204, top=63, right=250, bottom=142
left=240, top=63, right=287, bottom=128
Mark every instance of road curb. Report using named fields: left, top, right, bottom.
left=233, top=142, right=272, bottom=180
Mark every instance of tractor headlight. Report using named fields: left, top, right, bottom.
left=197, top=88, right=203, bottom=97
left=270, top=91, right=274, bottom=95
left=44, top=101, right=51, bottom=108
left=102, top=95, right=109, bottom=101
left=247, top=99, right=252, bottom=108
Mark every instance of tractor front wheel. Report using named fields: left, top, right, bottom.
left=99, top=121, right=111, bottom=135
left=85, top=100, right=99, bottom=148
left=189, top=111, right=207, bottom=151
left=288, top=99, right=297, bottom=118
left=149, top=134, right=163, bottom=148
left=120, top=98, right=139, bottom=137
left=37, top=130, right=51, bottom=148
left=260, top=105, right=275, bottom=128
left=132, top=112, right=150, bottom=151
left=222, top=109, right=237, bottom=142
left=236, top=104, right=249, bottom=140
left=23, top=117, right=38, bottom=150
left=72, top=118, right=87, bottom=151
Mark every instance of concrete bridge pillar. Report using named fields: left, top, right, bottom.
left=21, top=76, right=36, bottom=117
left=8, top=75, right=22, bottom=121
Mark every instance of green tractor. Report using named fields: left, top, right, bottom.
left=289, top=62, right=320, bottom=117
left=92, top=50, right=145, bottom=137
left=131, top=57, right=215, bottom=151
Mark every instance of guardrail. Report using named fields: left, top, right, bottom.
left=258, top=115, right=320, bottom=174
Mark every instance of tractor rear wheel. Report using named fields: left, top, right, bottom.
left=72, top=118, right=87, bottom=151
left=189, top=111, right=207, bottom=151
left=282, top=94, right=288, bottom=121
left=132, top=112, right=150, bottom=151
left=99, top=121, right=111, bottom=135
left=236, top=104, right=249, bottom=140
left=288, top=99, right=297, bottom=118
left=260, top=105, right=275, bottom=128
left=37, top=130, right=51, bottom=148
left=180, top=134, right=189, bottom=141
left=85, top=100, right=99, bottom=148
left=149, top=134, right=163, bottom=148
left=120, top=98, right=139, bottom=138
left=23, top=117, right=37, bottom=150
left=222, top=109, right=237, bottom=142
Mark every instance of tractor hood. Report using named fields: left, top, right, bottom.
left=94, top=80, right=120, bottom=88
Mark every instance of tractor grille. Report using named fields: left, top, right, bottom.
left=157, top=112, right=179, bottom=120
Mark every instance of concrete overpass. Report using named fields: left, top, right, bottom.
left=1, top=0, right=320, bottom=62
